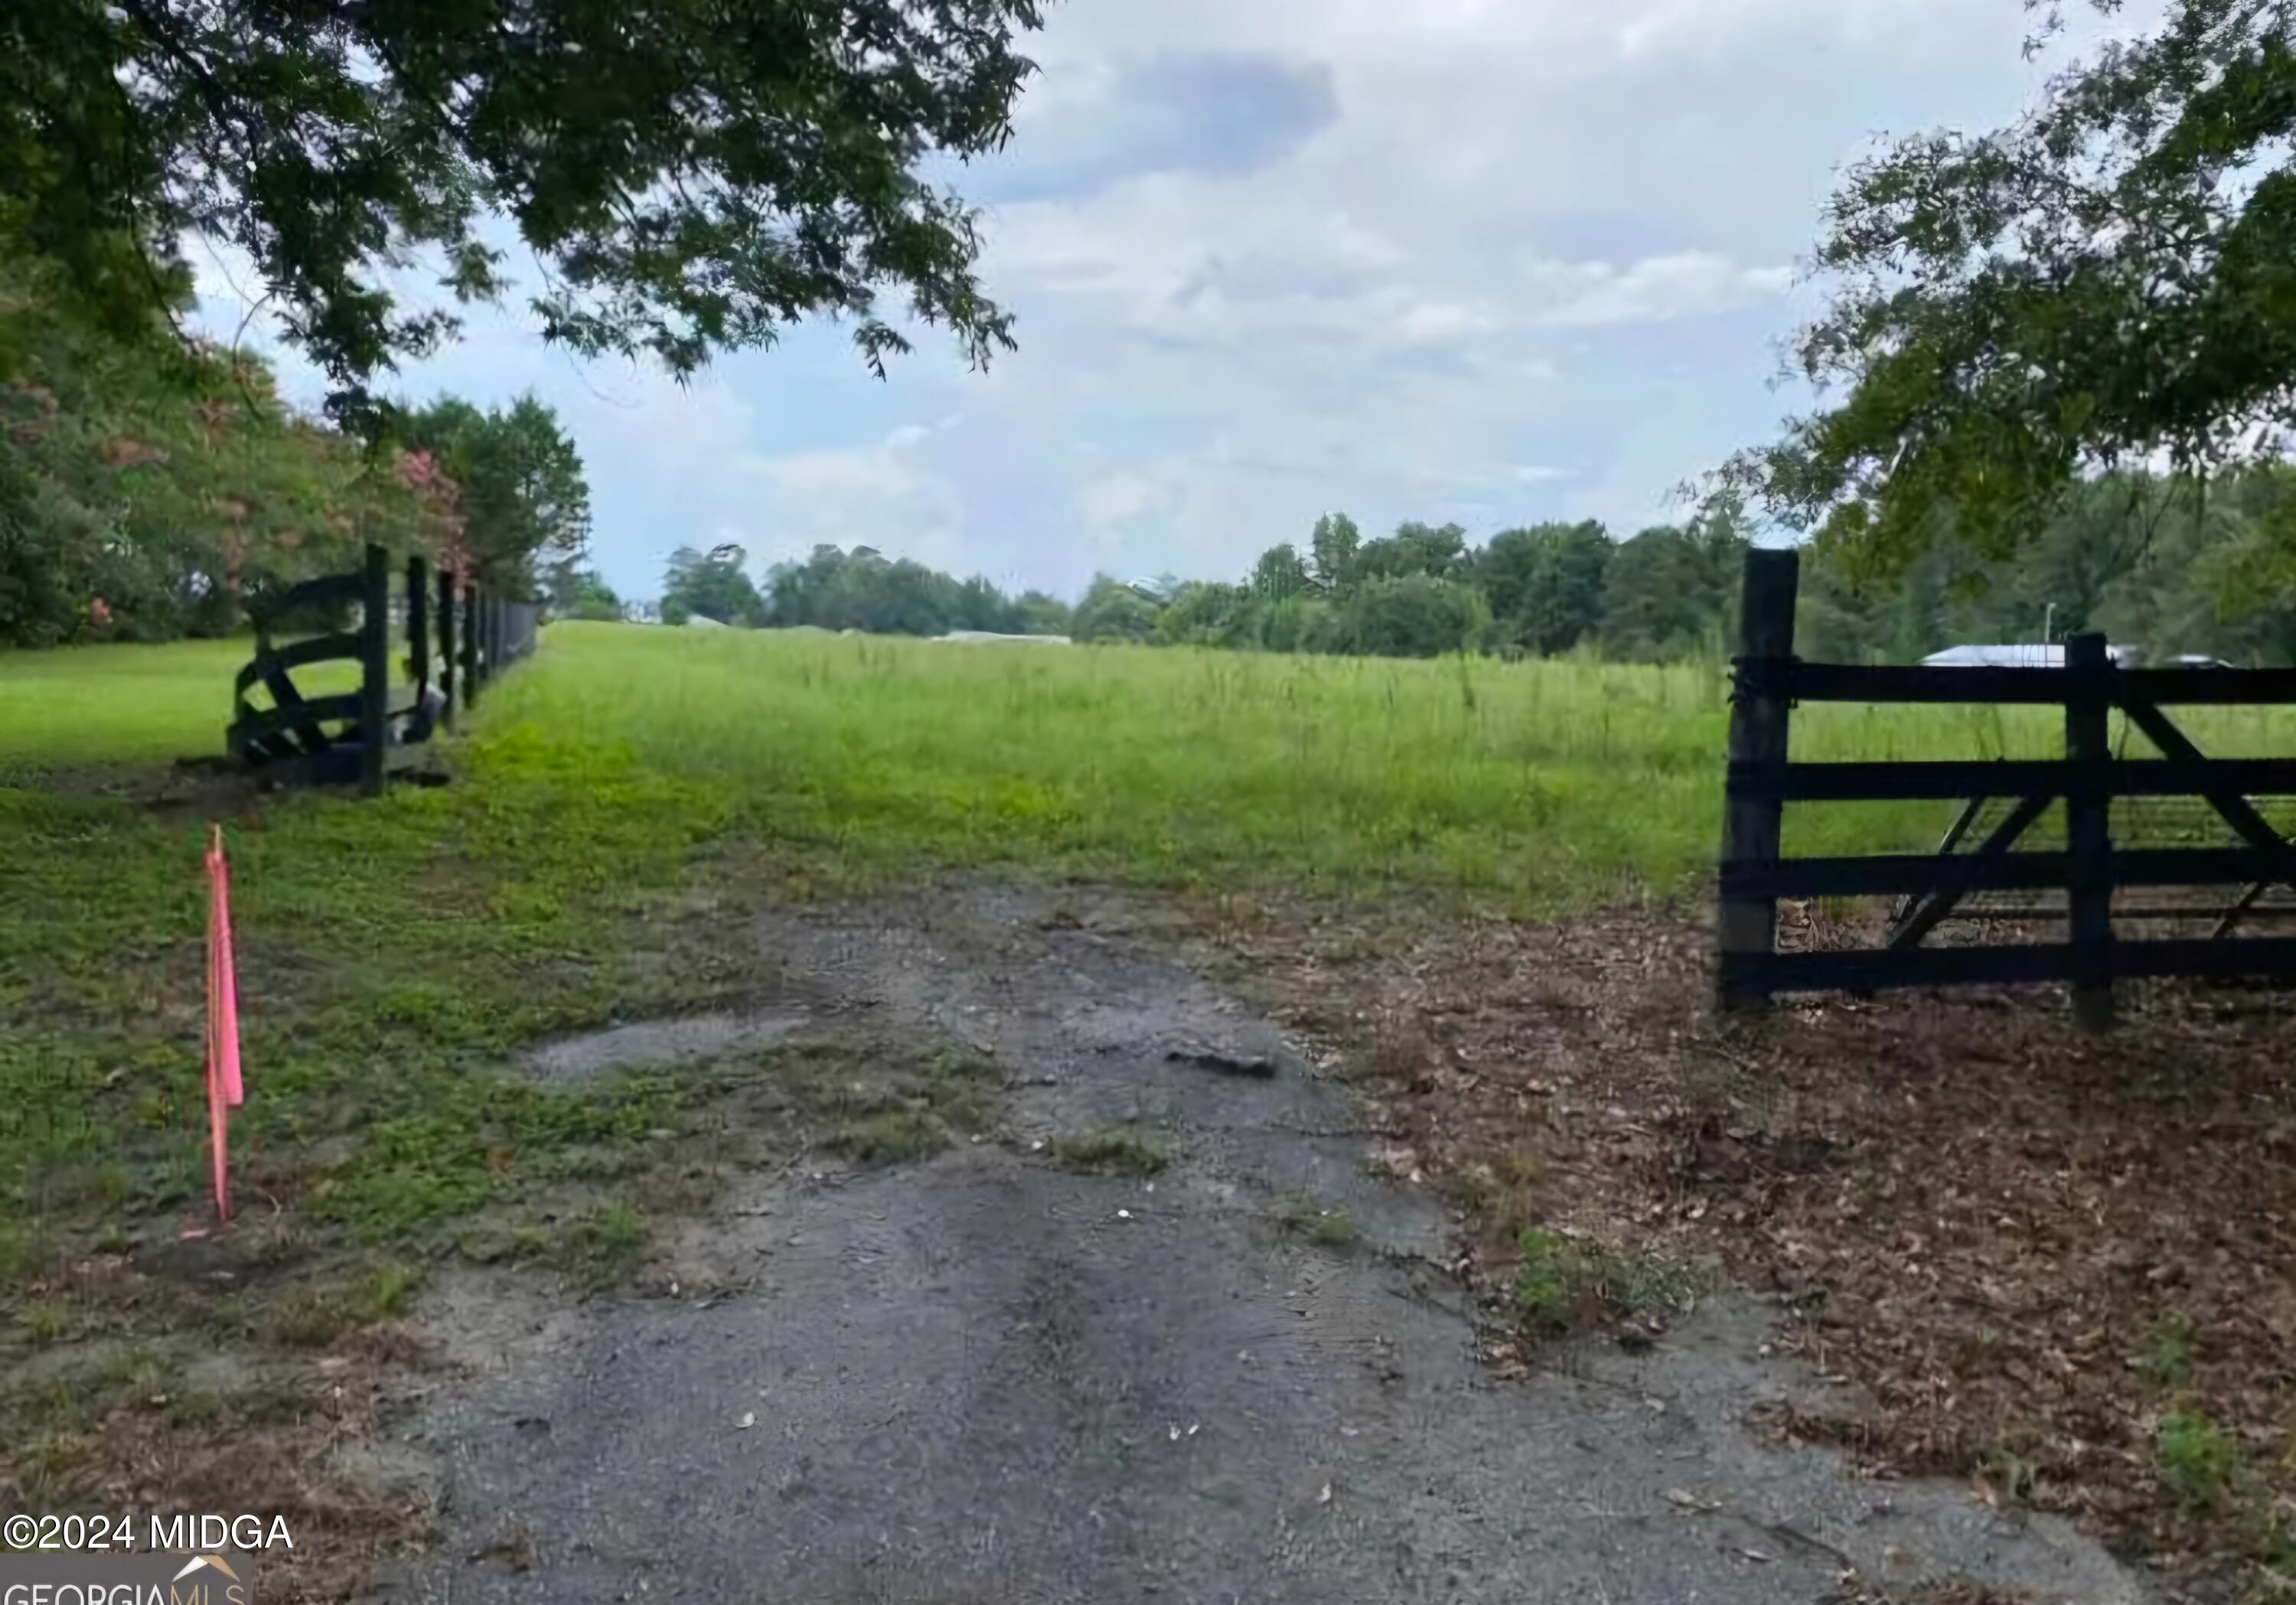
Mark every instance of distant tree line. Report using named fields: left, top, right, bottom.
left=641, top=467, right=2296, bottom=667
left=1797, top=468, right=2296, bottom=667
left=658, top=541, right=1071, bottom=635
left=1091, top=508, right=1754, bottom=661
left=654, top=509, right=1756, bottom=663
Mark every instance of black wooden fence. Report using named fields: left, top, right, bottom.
left=228, top=543, right=538, bottom=794
left=1717, top=548, right=2296, bottom=1026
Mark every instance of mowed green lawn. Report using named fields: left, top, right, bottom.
left=0, top=637, right=359, bottom=782
left=0, top=637, right=251, bottom=778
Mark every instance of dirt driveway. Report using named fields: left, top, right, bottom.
left=370, top=884, right=2141, bottom=1605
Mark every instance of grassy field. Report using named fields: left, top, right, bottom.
left=13, top=619, right=2287, bottom=1280
left=5, top=622, right=1991, bottom=1278
left=6, top=622, right=2296, bottom=1584
left=20, top=622, right=2294, bottom=895
left=0, top=638, right=360, bottom=782
left=19, top=621, right=2242, bottom=896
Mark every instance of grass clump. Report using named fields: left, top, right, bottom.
left=814, top=1043, right=1001, bottom=1166
left=18, top=1301, right=67, bottom=1346
left=556, top=1200, right=645, bottom=1290
left=263, top=1262, right=426, bottom=1348
left=1974, top=1437, right=2041, bottom=1507
left=2157, top=1410, right=2239, bottom=1515
left=1276, top=1192, right=1357, bottom=1248
left=1048, top=1130, right=1169, bottom=1176
left=1454, top=1150, right=1545, bottom=1242
left=830, top=1108, right=953, bottom=1165
left=364, top=1261, right=425, bottom=1320
left=2136, top=1310, right=2200, bottom=1389
left=1515, top=1226, right=1707, bottom=1335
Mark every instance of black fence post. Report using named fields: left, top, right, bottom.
left=2066, top=631, right=2116, bottom=1031
left=406, top=553, right=429, bottom=706
left=358, top=542, right=391, bottom=798
left=1718, top=548, right=1801, bottom=1010
left=438, top=567, right=457, bottom=729
left=463, top=582, right=484, bottom=708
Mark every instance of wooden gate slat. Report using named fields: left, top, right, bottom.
left=1887, top=794, right=2053, bottom=950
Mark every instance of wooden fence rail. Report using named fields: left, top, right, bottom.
left=1717, top=548, right=2296, bottom=1027
left=228, top=543, right=538, bottom=794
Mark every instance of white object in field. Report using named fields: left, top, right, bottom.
left=1919, top=642, right=2132, bottom=668
left=685, top=613, right=729, bottom=630
left=931, top=631, right=1073, bottom=646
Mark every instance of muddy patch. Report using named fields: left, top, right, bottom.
left=524, top=1010, right=813, bottom=1081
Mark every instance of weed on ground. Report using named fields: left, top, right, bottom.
left=1047, top=1130, right=1169, bottom=1176
left=1275, top=1192, right=1358, bottom=1249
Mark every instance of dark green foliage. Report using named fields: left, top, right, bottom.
left=661, top=543, right=764, bottom=627
left=1052, top=514, right=1744, bottom=664
left=1255, top=594, right=1332, bottom=653
left=1734, top=1, right=2296, bottom=580
left=1013, top=589, right=1075, bottom=637
left=1156, top=580, right=1257, bottom=647
left=1071, top=575, right=1161, bottom=644
left=552, top=566, right=624, bottom=622
left=1352, top=521, right=1470, bottom=583
left=1, top=0, right=1046, bottom=423
left=1599, top=527, right=1737, bottom=664
left=1251, top=542, right=1312, bottom=601
left=1307, top=512, right=1361, bottom=594
left=654, top=467, right=2296, bottom=666
left=1795, top=467, right=2296, bottom=666
left=1480, top=521, right=1613, bottom=655
left=0, top=256, right=444, bottom=645
left=759, top=543, right=1058, bottom=636
left=712, top=542, right=1062, bottom=644
left=399, top=394, right=591, bottom=594
left=1327, top=573, right=1491, bottom=658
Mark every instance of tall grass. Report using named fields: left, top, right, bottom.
left=11, top=623, right=2296, bottom=910
left=486, top=625, right=2296, bottom=908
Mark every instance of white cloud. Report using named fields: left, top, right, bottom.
left=748, top=435, right=968, bottom=570
left=1397, top=302, right=1498, bottom=346
left=1527, top=251, right=1796, bottom=328
left=1078, top=472, right=1164, bottom=546
left=183, top=0, right=2105, bottom=601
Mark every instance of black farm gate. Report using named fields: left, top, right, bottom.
left=1717, top=548, right=2296, bottom=1027
left=228, top=544, right=538, bottom=794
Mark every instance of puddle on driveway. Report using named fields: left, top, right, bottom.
left=524, top=1011, right=811, bottom=1081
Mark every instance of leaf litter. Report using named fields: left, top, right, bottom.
left=1213, top=900, right=2296, bottom=1600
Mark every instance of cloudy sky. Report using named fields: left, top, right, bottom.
left=192, top=0, right=2112, bottom=604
